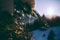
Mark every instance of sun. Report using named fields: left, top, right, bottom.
left=47, top=7, right=55, bottom=16
left=46, top=7, right=55, bottom=19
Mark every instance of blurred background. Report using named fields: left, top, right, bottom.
left=0, top=0, right=60, bottom=40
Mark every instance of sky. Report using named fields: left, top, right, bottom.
left=35, top=0, right=60, bottom=18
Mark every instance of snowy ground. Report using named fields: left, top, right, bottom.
left=31, top=27, right=60, bottom=40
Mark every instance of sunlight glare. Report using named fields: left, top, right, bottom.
left=47, top=7, right=55, bottom=16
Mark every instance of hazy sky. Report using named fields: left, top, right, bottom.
left=35, top=0, right=60, bottom=18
